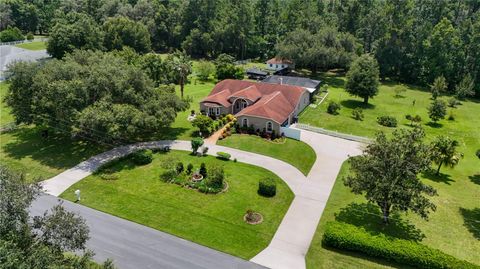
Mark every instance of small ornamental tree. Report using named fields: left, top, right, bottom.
left=345, top=54, right=380, bottom=104
left=430, top=76, right=447, bottom=99
left=455, top=74, right=475, bottom=99
left=199, top=163, right=207, bottom=178
left=197, top=60, right=215, bottom=81
left=344, top=128, right=436, bottom=224
left=428, top=99, right=447, bottom=123
left=191, top=137, right=204, bottom=154
left=192, top=115, right=213, bottom=136
left=206, top=164, right=224, bottom=189
left=430, top=136, right=463, bottom=175
left=327, top=101, right=341, bottom=115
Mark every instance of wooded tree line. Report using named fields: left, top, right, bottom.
left=2, top=0, right=479, bottom=94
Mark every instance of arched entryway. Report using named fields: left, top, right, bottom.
left=232, top=98, right=248, bottom=114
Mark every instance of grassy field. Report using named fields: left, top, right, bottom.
left=302, top=73, right=480, bottom=267
left=60, top=150, right=294, bottom=259
left=217, top=134, right=316, bottom=175
left=14, top=41, right=47, bottom=50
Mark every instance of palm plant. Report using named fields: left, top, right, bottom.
left=430, top=136, right=463, bottom=175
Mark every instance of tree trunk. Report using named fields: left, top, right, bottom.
left=381, top=202, right=390, bottom=224
left=363, top=96, right=369, bottom=104
left=180, top=78, right=184, bottom=99
left=436, top=161, right=443, bottom=175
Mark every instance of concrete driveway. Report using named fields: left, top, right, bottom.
left=40, top=130, right=364, bottom=269
left=0, top=45, right=49, bottom=80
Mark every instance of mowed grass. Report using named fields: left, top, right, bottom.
left=60, top=150, right=294, bottom=259
left=14, top=41, right=46, bottom=50
left=302, top=73, right=480, bottom=267
left=217, top=134, right=316, bottom=175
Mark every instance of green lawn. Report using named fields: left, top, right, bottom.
left=60, top=150, right=294, bottom=259
left=303, top=73, right=480, bottom=267
left=14, top=41, right=47, bottom=50
left=217, top=134, right=316, bottom=175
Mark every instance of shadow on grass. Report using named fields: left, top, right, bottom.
left=459, top=208, right=480, bottom=239
left=469, top=174, right=480, bottom=185
left=422, top=170, right=455, bottom=185
left=147, top=127, right=191, bottom=140
left=340, top=100, right=376, bottom=110
left=2, top=126, right=108, bottom=170
left=335, top=203, right=425, bottom=242
left=425, top=122, right=443, bottom=128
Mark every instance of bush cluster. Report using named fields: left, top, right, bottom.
left=0, top=27, right=24, bottom=42
left=130, top=149, right=153, bottom=165
left=377, top=115, right=397, bottom=127
left=352, top=108, right=364, bottom=121
left=322, top=222, right=478, bottom=269
left=216, top=152, right=231, bottom=160
left=258, top=178, right=277, bottom=197
left=327, top=101, right=341, bottom=115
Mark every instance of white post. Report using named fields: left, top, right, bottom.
left=74, top=189, right=81, bottom=202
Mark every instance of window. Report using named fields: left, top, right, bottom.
left=281, top=64, right=284, bottom=68
left=242, top=118, right=248, bottom=127
left=304, top=97, right=308, bottom=104
left=275, top=64, right=278, bottom=68
left=209, top=107, right=221, bottom=115
left=242, top=101, right=247, bottom=109
left=269, top=64, right=273, bottom=67
left=266, top=121, right=273, bottom=132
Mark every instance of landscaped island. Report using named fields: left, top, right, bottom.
left=60, top=150, right=294, bottom=259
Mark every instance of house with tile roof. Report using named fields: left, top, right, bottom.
left=266, top=57, right=293, bottom=71
left=200, top=79, right=310, bottom=134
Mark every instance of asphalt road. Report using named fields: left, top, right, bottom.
left=30, top=194, right=266, bottom=269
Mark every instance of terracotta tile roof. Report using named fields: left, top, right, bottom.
left=201, top=88, right=231, bottom=107
left=201, top=79, right=306, bottom=124
left=266, top=57, right=293, bottom=65
left=236, top=92, right=294, bottom=124
left=227, top=85, right=262, bottom=103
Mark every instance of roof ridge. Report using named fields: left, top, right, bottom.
left=263, top=91, right=282, bottom=105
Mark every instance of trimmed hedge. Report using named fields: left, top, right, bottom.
left=131, top=149, right=153, bottom=165
left=216, top=152, right=231, bottom=160
left=322, top=221, right=479, bottom=269
left=258, top=178, right=277, bottom=197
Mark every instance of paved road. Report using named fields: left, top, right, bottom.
left=30, top=194, right=266, bottom=269
left=0, top=45, right=49, bottom=80
left=40, top=133, right=364, bottom=269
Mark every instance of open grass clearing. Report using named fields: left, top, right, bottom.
left=217, top=134, right=316, bottom=175
left=14, top=41, right=47, bottom=50
left=60, top=150, right=294, bottom=259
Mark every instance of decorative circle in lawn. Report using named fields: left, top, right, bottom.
left=244, top=211, right=263, bottom=225
left=191, top=173, right=203, bottom=182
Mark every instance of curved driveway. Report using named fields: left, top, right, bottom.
left=40, top=129, right=363, bottom=269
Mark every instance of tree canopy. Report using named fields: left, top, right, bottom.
left=345, top=54, right=380, bottom=104
left=0, top=165, right=113, bottom=268
left=344, top=128, right=437, bottom=224
left=6, top=50, right=188, bottom=143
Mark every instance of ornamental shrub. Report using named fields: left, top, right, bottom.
left=206, top=164, right=224, bottom=189
left=0, top=27, right=24, bottom=42
left=176, top=162, right=184, bottom=174
left=327, top=101, right=341, bottom=115
left=186, top=163, right=194, bottom=174
left=199, top=163, right=207, bottom=178
left=131, top=149, right=153, bottom=165
left=352, top=108, right=364, bottom=121
left=377, top=115, right=397, bottom=127
left=26, top=32, right=34, bottom=40
left=322, top=222, right=478, bottom=269
left=216, top=152, right=231, bottom=160
left=191, top=137, right=204, bottom=154
left=258, top=178, right=276, bottom=197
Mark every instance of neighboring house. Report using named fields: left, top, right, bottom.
left=246, top=68, right=269, bottom=80
left=266, top=57, right=293, bottom=71
left=262, top=75, right=321, bottom=98
left=200, top=79, right=310, bottom=134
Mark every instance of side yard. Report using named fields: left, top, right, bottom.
left=60, top=150, right=294, bottom=259
left=14, top=41, right=47, bottom=50
left=302, top=73, right=480, bottom=267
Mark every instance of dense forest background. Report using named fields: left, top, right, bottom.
left=1, top=0, right=479, bottom=94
